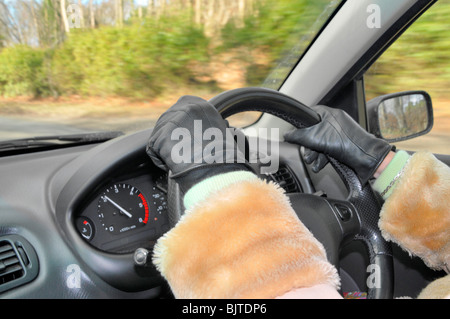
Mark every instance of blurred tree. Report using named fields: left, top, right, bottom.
left=60, top=0, right=70, bottom=33
left=115, top=0, right=124, bottom=27
left=0, top=0, right=25, bottom=44
left=77, top=0, right=85, bottom=28
left=89, top=0, right=96, bottom=28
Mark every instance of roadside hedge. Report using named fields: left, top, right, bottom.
left=0, top=0, right=448, bottom=100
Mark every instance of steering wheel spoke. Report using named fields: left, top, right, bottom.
left=287, top=193, right=361, bottom=267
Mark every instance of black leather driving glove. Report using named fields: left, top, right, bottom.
left=146, top=95, right=251, bottom=193
left=284, top=105, right=392, bottom=185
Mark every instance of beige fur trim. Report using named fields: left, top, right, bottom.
left=153, top=179, right=340, bottom=298
left=418, top=274, right=450, bottom=299
left=378, top=152, right=450, bottom=271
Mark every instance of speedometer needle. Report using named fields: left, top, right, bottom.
left=102, top=195, right=133, bottom=218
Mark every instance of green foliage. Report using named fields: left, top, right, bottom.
left=0, top=10, right=209, bottom=98
left=220, top=0, right=332, bottom=86
left=0, top=0, right=448, bottom=100
left=51, top=14, right=209, bottom=98
left=365, top=1, right=450, bottom=100
left=0, top=45, right=51, bottom=97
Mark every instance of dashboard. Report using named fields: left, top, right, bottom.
left=0, top=129, right=171, bottom=297
left=0, top=127, right=328, bottom=298
left=0, top=126, right=446, bottom=298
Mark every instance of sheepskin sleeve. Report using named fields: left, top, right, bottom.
left=378, top=152, right=450, bottom=272
left=152, top=178, right=340, bottom=299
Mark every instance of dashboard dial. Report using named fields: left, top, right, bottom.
left=97, top=183, right=149, bottom=235
left=76, top=217, right=94, bottom=241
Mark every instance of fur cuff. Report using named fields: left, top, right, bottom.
left=418, top=274, right=450, bottom=299
left=153, top=179, right=340, bottom=298
left=378, top=152, right=450, bottom=272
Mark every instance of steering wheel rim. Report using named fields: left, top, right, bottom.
left=208, top=87, right=394, bottom=299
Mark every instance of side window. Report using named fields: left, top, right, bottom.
left=365, top=1, right=450, bottom=155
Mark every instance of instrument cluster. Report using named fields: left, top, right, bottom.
left=75, top=169, right=169, bottom=253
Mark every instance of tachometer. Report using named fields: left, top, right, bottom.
left=97, top=183, right=149, bottom=235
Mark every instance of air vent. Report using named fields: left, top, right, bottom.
left=270, top=165, right=302, bottom=193
left=0, top=235, right=39, bottom=294
left=0, top=241, right=24, bottom=285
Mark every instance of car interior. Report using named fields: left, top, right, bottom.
left=0, top=0, right=448, bottom=299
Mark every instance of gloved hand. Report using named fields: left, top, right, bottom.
left=284, top=105, right=393, bottom=185
left=146, top=95, right=251, bottom=193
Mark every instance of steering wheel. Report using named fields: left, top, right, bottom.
left=167, top=87, right=394, bottom=299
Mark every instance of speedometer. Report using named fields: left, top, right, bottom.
left=97, top=183, right=149, bottom=234
left=76, top=173, right=169, bottom=253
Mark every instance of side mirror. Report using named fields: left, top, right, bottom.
left=367, top=91, right=433, bottom=143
